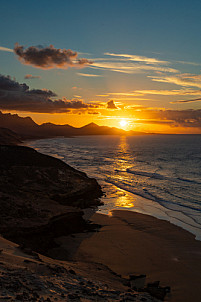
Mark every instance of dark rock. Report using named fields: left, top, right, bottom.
left=69, top=269, right=76, bottom=275
left=147, top=280, right=160, bottom=288
left=129, top=274, right=146, bottom=290
left=0, top=145, right=103, bottom=255
left=15, top=294, right=24, bottom=301
left=145, top=281, right=171, bottom=300
left=67, top=293, right=80, bottom=300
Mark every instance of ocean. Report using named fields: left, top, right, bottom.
left=27, top=135, right=201, bottom=240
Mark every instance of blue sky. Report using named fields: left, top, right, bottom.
left=1, top=0, right=201, bottom=132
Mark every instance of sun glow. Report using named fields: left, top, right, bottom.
left=119, top=119, right=127, bottom=128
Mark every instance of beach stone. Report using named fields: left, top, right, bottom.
left=15, top=294, right=24, bottom=301
left=68, top=293, right=80, bottom=300
left=145, top=281, right=171, bottom=300
left=129, top=274, right=146, bottom=290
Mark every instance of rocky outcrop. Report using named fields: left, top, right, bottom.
left=0, top=127, right=22, bottom=145
left=0, top=145, right=102, bottom=253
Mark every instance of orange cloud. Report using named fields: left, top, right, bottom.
left=77, top=73, right=103, bottom=77
left=24, top=74, right=41, bottom=79
left=107, top=100, right=118, bottom=109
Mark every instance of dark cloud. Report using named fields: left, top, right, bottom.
left=14, top=44, right=93, bottom=69
left=24, top=74, right=41, bottom=79
left=26, top=89, right=57, bottom=97
left=107, top=100, right=118, bottom=109
left=0, top=75, right=28, bottom=91
left=0, top=74, right=96, bottom=113
left=132, top=108, right=201, bottom=128
left=171, top=98, right=201, bottom=104
left=133, top=119, right=174, bottom=125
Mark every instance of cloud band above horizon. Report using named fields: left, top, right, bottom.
left=0, top=75, right=97, bottom=113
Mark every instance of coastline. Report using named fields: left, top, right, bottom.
left=26, top=136, right=201, bottom=242
left=1, top=141, right=201, bottom=301
left=52, top=209, right=201, bottom=302
left=97, top=180, right=201, bottom=241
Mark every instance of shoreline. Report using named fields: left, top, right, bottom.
left=96, top=180, right=201, bottom=241
left=52, top=209, right=201, bottom=302
left=26, top=137, right=201, bottom=242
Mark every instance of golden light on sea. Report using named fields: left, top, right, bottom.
left=115, top=195, right=134, bottom=208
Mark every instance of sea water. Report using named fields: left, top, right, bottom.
left=27, top=135, right=201, bottom=240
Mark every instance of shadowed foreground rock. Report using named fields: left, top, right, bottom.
left=0, top=145, right=162, bottom=301
left=0, top=145, right=102, bottom=253
left=0, top=127, right=22, bottom=145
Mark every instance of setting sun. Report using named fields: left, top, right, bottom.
left=119, top=119, right=127, bottom=128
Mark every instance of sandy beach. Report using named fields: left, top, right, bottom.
left=52, top=210, right=201, bottom=302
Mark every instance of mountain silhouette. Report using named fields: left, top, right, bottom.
left=0, top=111, right=148, bottom=139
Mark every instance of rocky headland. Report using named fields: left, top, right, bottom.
left=0, top=144, right=102, bottom=253
left=0, top=143, right=161, bottom=301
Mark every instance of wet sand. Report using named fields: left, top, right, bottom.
left=55, top=210, right=201, bottom=302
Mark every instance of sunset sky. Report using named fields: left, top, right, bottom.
left=1, top=0, right=201, bottom=133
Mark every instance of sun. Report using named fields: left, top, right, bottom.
left=119, top=119, right=127, bottom=128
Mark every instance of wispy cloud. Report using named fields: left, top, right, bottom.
left=135, top=89, right=201, bottom=96
left=96, top=89, right=201, bottom=103
left=96, top=92, right=149, bottom=101
left=176, top=60, right=201, bottom=66
left=149, top=73, right=201, bottom=88
left=89, top=51, right=178, bottom=74
left=77, top=73, right=103, bottom=77
left=171, top=98, right=201, bottom=104
left=104, top=52, right=169, bottom=64
left=91, top=61, right=178, bottom=74
left=24, top=74, right=41, bottom=79
left=0, top=46, right=13, bottom=53
left=106, top=92, right=142, bottom=96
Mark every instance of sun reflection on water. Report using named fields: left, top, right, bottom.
left=115, top=194, right=135, bottom=208
left=113, top=137, right=136, bottom=208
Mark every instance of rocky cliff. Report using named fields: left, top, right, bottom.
left=0, top=145, right=102, bottom=253
left=0, top=127, right=22, bottom=144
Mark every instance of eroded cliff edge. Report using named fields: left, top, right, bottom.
left=0, top=145, right=102, bottom=254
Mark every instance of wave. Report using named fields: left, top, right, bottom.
left=106, top=177, right=201, bottom=215
left=126, top=168, right=201, bottom=185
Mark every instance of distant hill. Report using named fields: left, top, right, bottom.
left=0, top=111, right=148, bottom=140
left=0, top=111, right=39, bottom=139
